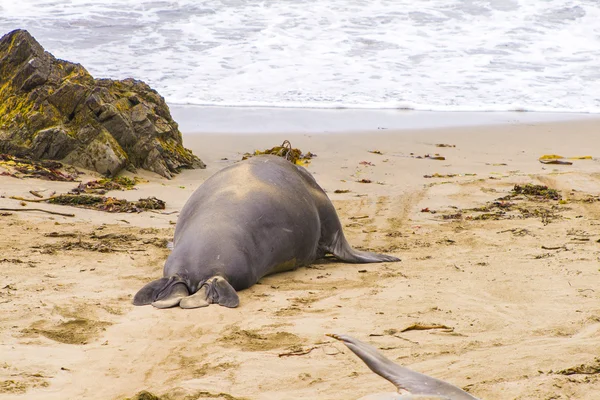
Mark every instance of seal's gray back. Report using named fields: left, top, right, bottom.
left=169, top=155, right=322, bottom=288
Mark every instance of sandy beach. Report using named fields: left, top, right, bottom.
left=1, top=116, right=599, bottom=400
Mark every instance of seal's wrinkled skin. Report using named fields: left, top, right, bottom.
left=133, top=155, right=400, bottom=309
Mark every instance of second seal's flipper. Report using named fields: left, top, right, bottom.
left=327, top=334, right=478, bottom=400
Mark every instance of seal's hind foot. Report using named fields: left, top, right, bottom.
left=205, top=276, right=240, bottom=308
left=133, top=275, right=190, bottom=308
left=324, top=230, right=400, bottom=264
left=179, top=285, right=209, bottom=309
left=179, top=276, right=239, bottom=309
left=341, top=249, right=401, bottom=263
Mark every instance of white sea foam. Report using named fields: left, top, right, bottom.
left=1, top=0, right=599, bottom=112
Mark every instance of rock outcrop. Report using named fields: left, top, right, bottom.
left=0, top=29, right=205, bottom=178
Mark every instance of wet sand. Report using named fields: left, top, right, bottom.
left=1, top=118, right=599, bottom=399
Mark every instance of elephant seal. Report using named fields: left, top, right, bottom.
left=134, top=155, right=400, bottom=309
left=328, top=334, right=479, bottom=400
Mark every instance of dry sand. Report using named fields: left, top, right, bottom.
left=1, top=119, right=599, bottom=400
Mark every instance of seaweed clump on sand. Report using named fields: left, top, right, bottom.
left=47, top=195, right=165, bottom=212
left=12, top=193, right=165, bottom=213
left=439, top=183, right=563, bottom=225
left=70, top=176, right=141, bottom=195
left=509, top=184, right=561, bottom=200
left=0, top=154, right=79, bottom=181
left=124, top=392, right=162, bottom=400
left=242, top=140, right=315, bottom=166
left=123, top=390, right=248, bottom=400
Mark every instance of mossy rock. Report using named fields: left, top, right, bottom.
left=0, top=29, right=205, bottom=178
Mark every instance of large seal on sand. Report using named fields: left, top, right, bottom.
left=328, top=334, right=479, bottom=400
left=133, top=155, right=400, bottom=309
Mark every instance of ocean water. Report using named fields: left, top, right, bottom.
left=1, top=0, right=599, bottom=113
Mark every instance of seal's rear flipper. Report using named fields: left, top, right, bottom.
left=180, top=285, right=209, bottom=309
left=328, top=231, right=401, bottom=263
left=132, top=275, right=190, bottom=308
left=152, top=282, right=189, bottom=309
left=133, top=277, right=171, bottom=305
left=179, top=276, right=239, bottom=308
left=206, top=276, right=240, bottom=308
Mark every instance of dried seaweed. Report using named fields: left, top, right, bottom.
left=48, top=195, right=165, bottom=212
left=0, top=154, right=79, bottom=181
left=472, top=212, right=506, bottom=221
left=450, top=183, right=563, bottom=224
left=556, top=358, right=600, bottom=375
left=424, top=173, right=457, bottom=178
left=48, top=195, right=104, bottom=206
left=70, top=176, right=140, bottom=195
left=511, top=184, right=561, bottom=200
left=242, top=140, right=315, bottom=166
left=538, top=154, right=565, bottom=160
left=125, top=390, right=249, bottom=400
left=14, top=194, right=165, bottom=213
left=539, top=154, right=593, bottom=161
left=442, top=212, right=462, bottom=220
left=540, top=159, right=572, bottom=165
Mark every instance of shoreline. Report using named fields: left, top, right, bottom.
left=170, top=105, right=600, bottom=134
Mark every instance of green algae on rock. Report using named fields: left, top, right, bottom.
left=0, top=29, right=205, bottom=178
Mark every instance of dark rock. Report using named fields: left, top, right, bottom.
left=0, top=29, right=205, bottom=178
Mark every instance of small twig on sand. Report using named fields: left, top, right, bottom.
left=391, top=334, right=420, bottom=344
left=541, top=245, right=566, bottom=250
left=349, top=215, right=369, bottom=220
left=401, top=323, right=454, bottom=333
left=9, top=195, right=54, bottom=203
left=0, top=208, right=75, bottom=217
left=149, top=210, right=179, bottom=215
left=278, top=346, right=319, bottom=357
